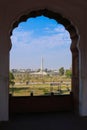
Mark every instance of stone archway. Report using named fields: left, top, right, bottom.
left=10, top=9, right=79, bottom=113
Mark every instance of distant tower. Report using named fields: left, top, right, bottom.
left=41, top=56, right=43, bottom=72
left=39, top=56, right=47, bottom=76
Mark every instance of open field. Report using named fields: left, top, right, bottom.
left=9, top=81, right=71, bottom=96
left=9, top=74, right=71, bottom=96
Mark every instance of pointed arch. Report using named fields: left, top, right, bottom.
left=10, top=9, right=80, bottom=112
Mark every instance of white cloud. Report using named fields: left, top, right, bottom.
left=11, top=29, right=71, bottom=51
left=10, top=26, right=71, bottom=69
left=44, top=25, right=67, bottom=34
left=11, top=30, right=33, bottom=48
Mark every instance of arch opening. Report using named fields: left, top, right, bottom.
left=9, top=9, right=79, bottom=113
left=10, top=15, right=72, bottom=96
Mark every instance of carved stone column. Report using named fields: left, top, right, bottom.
left=70, top=35, right=79, bottom=113
left=0, top=29, right=11, bottom=121
left=79, top=37, right=87, bottom=116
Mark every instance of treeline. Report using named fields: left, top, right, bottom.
left=9, top=67, right=72, bottom=86
left=58, top=67, right=72, bottom=78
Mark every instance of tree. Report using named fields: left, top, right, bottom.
left=44, top=68, right=48, bottom=72
left=59, top=67, right=64, bottom=76
left=9, top=72, right=15, bottom=86
left=37, top=68, right=40, bottom=72
left=65, top=69, right=72, bottom=78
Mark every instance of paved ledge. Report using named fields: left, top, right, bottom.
left=1, top=112, right=87, bottom=130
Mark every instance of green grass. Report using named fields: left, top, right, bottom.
left=9, top=83, right=71, bottom=96
left=10, top=75, right=71, bottom=96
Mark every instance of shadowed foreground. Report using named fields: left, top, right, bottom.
left=0, top=112, right=87, bottom=130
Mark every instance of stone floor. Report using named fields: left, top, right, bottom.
left=0, top=112, right=87, bottom=130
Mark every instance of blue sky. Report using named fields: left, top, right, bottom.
left=10, top=16, right=71, bottom=70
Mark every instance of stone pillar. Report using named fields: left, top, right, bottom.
left=79, top=38, right=87, bottom=116
left=0, top=29, right=11, bottom=121
left=70, top=35, right=79, bottom=113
